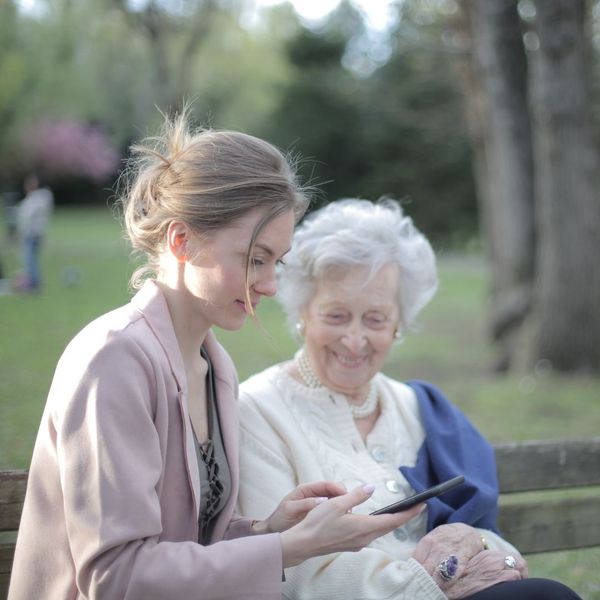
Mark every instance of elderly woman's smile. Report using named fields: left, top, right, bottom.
left=301, top=263, right=400, bottom=404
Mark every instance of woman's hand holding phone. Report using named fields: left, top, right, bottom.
left=279, top=483, right=425, bottom=568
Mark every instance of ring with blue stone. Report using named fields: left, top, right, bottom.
left=437, top=554, right=459, bottom=581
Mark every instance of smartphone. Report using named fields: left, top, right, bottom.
left=369, top=475, right=465, bottom=515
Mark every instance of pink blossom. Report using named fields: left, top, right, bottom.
left=23, top=118, right=120, bottom=182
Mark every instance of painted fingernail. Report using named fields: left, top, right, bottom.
left=362, top=483, right=376, bottom=494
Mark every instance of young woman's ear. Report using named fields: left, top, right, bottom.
left=166, top=221, right=189, bottom=263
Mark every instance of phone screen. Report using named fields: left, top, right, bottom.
left=369, top=475, right=465, bottom=515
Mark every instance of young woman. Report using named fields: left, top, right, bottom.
left=8, top=114, right=421, bottom=600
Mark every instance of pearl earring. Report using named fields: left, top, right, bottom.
left=295, top=319, right=305, bottom=337
left=393, top=329, right=403, bottom=342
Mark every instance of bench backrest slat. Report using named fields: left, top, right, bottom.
left=497, top=495, right=600, bottom=553
left=0, top=471, right=27, bottom=532
left=494, top=437, right=600, bottom=554
left=0, top=544, right=15, bottom=591
left=495, top=437, right=600, bottom=493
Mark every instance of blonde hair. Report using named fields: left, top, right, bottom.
left=118, top=108, right=309, bottom=296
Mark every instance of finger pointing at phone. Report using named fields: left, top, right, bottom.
left=280, top=483, right=425, bottom=568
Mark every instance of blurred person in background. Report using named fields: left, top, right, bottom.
left=16, top=173, right=54, bottom=293
left=237, top=199, right=582, bottom=600
left=8, top=113, right=423, bottom=600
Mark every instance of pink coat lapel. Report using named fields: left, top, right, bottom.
left=131, top=281, right=240, bottom=539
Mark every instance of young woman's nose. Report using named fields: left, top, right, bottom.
left=253, top=270, right=277, bottom=297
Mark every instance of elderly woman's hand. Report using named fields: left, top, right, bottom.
left=412, top=523, right=486, bottom=577
left=442, top=550, right=528, bottom=599
left=413, top=523, right=528, bottom=598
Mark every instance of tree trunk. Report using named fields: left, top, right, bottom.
left=111, top=0, right=219, bottom=111
left=454, top=0, right=535, bottom=371
left=524, top=0, right=600, bottom=372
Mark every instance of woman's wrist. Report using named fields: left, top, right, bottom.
left=280, top=528, right=310, bottom=568
left=250, top=519, right=272, bottom=536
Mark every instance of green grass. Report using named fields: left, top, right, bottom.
left=1, top=207, right=599, bottom=597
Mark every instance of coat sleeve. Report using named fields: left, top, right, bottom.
left=52, top=332, right=283, bottom=600
left=237, top=389, right=446, bottom=600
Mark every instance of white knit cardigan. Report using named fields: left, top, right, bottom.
left=237, top=363, right=517, bottom=600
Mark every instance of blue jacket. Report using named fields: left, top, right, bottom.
left=399, top=380, right=500, bottom=533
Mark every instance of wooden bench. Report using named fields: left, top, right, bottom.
left=495, top=437, right=600, bottom=553
left=1, top=437, right=599, bottom=597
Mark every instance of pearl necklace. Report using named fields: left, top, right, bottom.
left=295, top=349, right=379, bottom=419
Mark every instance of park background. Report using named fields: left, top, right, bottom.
left=0, top=0, right=599, bottom=597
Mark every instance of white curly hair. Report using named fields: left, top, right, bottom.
left=277, top=198, right=438, bottom=336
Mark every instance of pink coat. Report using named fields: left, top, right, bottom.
left=9, top=281, right=283, bottom=599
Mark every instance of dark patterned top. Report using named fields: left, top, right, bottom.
left=193, top=348, right=232, bottom=544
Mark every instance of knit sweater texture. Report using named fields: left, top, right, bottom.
left=237, top=363, right=516, bottom=600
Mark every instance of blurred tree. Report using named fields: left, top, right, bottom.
left=0, top=0, right=33, bottom=186
left=452, top=0, right=535, bottom=371
left=0, top=0, right=293, bottom=197
left=454, top=0, right=600, bottom=373
left=261, top=1, right=369, bottom=210
left=0, top=0, right=147, bottom=192
left=527, top=0, right=600, bottom=372
left=262, top=0, right=477, bottom=243
left=183, top=3, right=294, bottom=132
left=108, top=0, right=221, bottom=110
left=361, top=0, right=477, bottom=244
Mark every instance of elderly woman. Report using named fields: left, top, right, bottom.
left=237, top=199, right=582, bottom=600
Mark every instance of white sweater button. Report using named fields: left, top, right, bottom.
left=371, top=445, right=386, bottom=462
left=385, top=479, right=402, bottom=493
